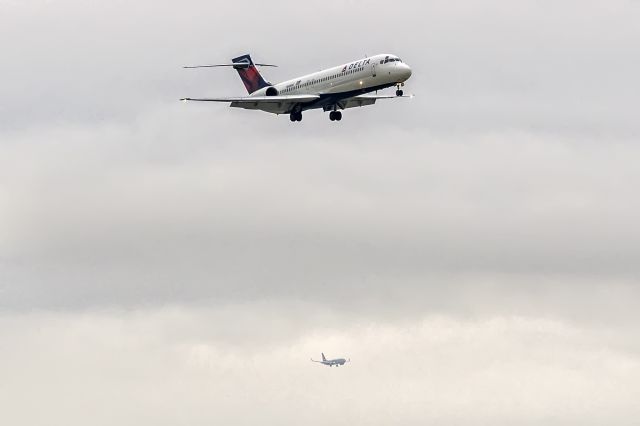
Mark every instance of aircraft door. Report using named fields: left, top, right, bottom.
left=372, top=63, right=377, bottom=77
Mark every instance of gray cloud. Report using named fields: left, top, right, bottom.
left=2, top=118, right=639, bottom=315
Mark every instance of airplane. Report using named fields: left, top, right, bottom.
left=311, top=353, right=350, bottom=367
left=180, top=53, right=412, bottom=122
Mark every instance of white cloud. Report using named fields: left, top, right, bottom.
left=0, top=308, right=638, bottom=426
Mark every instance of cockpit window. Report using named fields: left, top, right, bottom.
left=382, top=56, right=403, bottom=64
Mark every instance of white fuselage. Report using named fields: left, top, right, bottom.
left=322, top=358, right=347, bottom=367
left=252, top=53, right=412, bottom=102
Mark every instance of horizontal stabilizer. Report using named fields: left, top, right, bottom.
left=183, top=63, right=278, bottom=69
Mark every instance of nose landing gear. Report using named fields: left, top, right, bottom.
left=396, top=83, right=405, bottom=97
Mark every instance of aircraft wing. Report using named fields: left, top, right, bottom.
left=181, top=95, right=320, bottom=114
left=180, top=95, right=320, bottom=103
left=337, top=94, right=413, bottom=110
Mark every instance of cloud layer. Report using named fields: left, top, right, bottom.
left=1, top=308, right=639, bottom=426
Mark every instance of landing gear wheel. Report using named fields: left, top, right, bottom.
left=290, top=112, right=302, bottom=122
left=335, top=111, right=342, bottom=121
left=396, top=89, right=404, bottom=97
left=329, top=111, right=336, bottom=121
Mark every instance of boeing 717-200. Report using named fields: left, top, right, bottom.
left=180, top=53, right=412, bottom=122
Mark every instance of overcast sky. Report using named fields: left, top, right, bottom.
left=1, top=1, right=640, bottom=425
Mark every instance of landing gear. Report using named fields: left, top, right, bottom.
left=289, top=111, right=302, bottom=122
left=329, top=111, right=342, bottom=121
left=396, top=83, right=404, bottom=97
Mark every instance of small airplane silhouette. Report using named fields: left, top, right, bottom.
left=311, top=353, right=350, bottom=367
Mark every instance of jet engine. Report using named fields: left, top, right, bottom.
left=265, top=86, right=279, bottom=96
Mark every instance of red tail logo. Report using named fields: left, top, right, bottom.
left=232, top=54, right=270, bottom=94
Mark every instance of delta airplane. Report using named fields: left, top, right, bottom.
left=180, top=53, right=412, bottom=122
left=311, top=353, right=350, bottom=367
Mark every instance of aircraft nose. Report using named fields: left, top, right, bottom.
left=400, top=63, right=412, bottom=81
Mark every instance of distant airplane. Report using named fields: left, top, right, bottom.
left=181, top=53, right=412, bottom=122
left=311, top=353, right=350, bottom=367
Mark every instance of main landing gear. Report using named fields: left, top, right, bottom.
left=289, top=111, right=302, bottom=122
left=329, top=111, right=342, bottom=122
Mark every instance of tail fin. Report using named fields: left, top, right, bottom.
left=232, top=54, right=271, bottom=94
left=321, top=353, right=326, bottom=362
